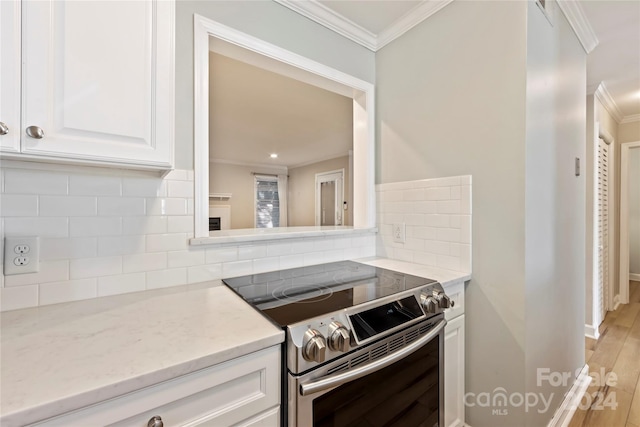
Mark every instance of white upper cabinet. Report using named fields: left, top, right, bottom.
left=0, top=0, right=21, bottom=153
left=1, top=0, right=174, bottom=170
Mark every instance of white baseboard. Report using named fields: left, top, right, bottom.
left=547, top=364, right=592, bottom=427
left=585, top=324, right=600, bottom=340
left=630, top=273, right=640, bottom=281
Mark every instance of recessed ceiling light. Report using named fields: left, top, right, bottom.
left=270, top=153, right=278, bottom=159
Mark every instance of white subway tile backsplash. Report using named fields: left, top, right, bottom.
left=0, top=195, right=38, bottom=216
left=123, top=216, right=167, bottom=235
left=168, top=249, right=205, bottom=268
left=39, top=279, right=97, bottom=305
left=4, top=260, right=69, bottom=287
left=123, top=252, right=166, bottom=273
left=4, top=217, right=69, bottom=238
left=4, top=170, right=68, bottom=195
left=167, top=180, right=194, bottom=198
left=1, top=285, right=38, bottom=311
left=122, top=177, right=166, bottom=197
left=377, top=175, right=471, bottom=273
left=40, top=196, right=97, bottom=217
left=40, top=237, right=97, bottom=260
left=146, top=268, right=187, bottom=290
left=146, top=198, right=188, bottom=216
left=187, top=264, right=222, bottom=284
left=98, top=197, right=145, bottom=216
left=71, top=217, right=122, bottom=237
left=70, top=174, right=121, bottom=196
left=98, top=273, right=146, bottom=297
left=70, top=256, right=121, bottom=279
left=98, top=235, right=145, bottom=256
left=167, top=216, right=193, bottom=233
left=1, top=164, right=377, bottom=311
left=146, top=233, right=188, bottom=252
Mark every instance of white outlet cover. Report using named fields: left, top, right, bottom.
left=4, top=236, right=40, bottom=275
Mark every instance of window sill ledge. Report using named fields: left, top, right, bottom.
left=190, top=226, right=377, bottom=246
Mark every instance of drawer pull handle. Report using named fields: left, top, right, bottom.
left=147, top=415, right=163, bottom=427
left=25, top=125, right=44, bottom=139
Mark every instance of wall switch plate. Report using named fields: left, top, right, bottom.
left=392, top=223, right=406, bottom=243
left=4, top=237, right=40, bottom=275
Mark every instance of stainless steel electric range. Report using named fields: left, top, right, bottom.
left=223, top=260, right=453, bottom=427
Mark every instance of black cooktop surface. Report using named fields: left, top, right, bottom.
left=222, top=260, right=436, bottom=327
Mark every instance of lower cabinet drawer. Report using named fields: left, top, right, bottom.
left=31, top=346, right=280, bottom=427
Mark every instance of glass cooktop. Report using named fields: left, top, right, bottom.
left=222, top=260, right=436, bottom=327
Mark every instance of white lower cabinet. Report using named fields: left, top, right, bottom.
left=444, top=281, right=466, bottom=427
left=30, top=346, right=281, bottom=427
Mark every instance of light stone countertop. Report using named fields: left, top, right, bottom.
left=0, top=281, right=284, bottom=427
left=357, top=257, right=471, bottom=287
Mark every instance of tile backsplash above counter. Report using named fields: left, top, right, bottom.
left=0, top=161, right=375, bottom=311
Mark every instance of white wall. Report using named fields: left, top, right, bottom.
left=629, top=147, right=640, bottom=274
left=524, top=2, right=586, bottom=426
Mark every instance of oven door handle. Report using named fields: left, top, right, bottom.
left=299, top=319, right=446, bottom=396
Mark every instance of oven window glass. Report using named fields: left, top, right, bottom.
left=312, top=336, right=440, bottom=427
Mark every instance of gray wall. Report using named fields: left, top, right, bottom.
left=524, top=1, right=586, bottom=425
left=629, top=148, right=640, bottom=274
left=175, top=0, right=376, bottom=169
left=376, top=1, right=528, bottom=425
left=376, top=0, right=585, bottom=425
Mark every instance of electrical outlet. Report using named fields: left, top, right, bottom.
left=4, top=237, right=39, bottom=275
left=392, top=223, right=406, bottom=243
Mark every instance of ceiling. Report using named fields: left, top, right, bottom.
left=279, top=0, right=640, bottom=122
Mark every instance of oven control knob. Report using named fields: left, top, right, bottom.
left=302, top=329, right=327, bottom=363
left=434, top=291, right=454, bottom=309
left=420, top=294, right=439, bottom=314
left=328, top=322, right=351, bottom=353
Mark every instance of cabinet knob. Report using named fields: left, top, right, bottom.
left=25, top=125, right=44, bottom=139
left=0, top=122, right=8, bottom=135
left=147, top=415, right=163, bottom=427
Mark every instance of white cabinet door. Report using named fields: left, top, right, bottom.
left=0, top=0, right=21, bottom=153
left=444, top=314, right=465, bottom=427
left=21, top=0, right=174, bottom=169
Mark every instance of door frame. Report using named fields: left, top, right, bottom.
left=620, top=140, right=640, bottom=304
left=315, top=169, right=344, bottom=226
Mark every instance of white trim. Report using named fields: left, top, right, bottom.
left=193, top=14, right=376, bottom=239
left=315, top=169, right=345, bottom=226
left=556, top=0, right=599, bottom=54
left=630, top=273, right=640, bottom=281
left=377, top=0, right=454, bottom=50
left=621, top=114, right=640, bottom=124
left=547, top=365, right=592, bottom=427
left=594, top=83, right=624, bottom=124
left=288, top=152, right=351, bottom=169
left=613, top=294, right=622, bottom=311
left=274, top=0, right=454, bottom=52
left=273, top=0, right=377, bottom=51
left=584, top=324, right=600, bottom=340
left=620, top=141, right=640, bottom=304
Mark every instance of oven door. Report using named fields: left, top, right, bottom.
left=289, top=318, right=445, bottom=427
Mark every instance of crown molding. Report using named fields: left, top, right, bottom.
left=377, top=0, right=453, bottom=50
left=556, top=0, right=599, bottom=54
left=210, top=158, right=289, bottom=172
left=621, top=114, right=640, bottom=124
left=275, top=0, right=454, bottom=52
left=594, top=83, right=623, bottom=124
left=274, top=0, right=377, bottom=51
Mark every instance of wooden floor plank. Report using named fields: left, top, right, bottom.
left=615, top=303, right=640, bottom=328
left=584, top=387, right=633, bottom=427
left=629, top=376, right=640, bottom=426
left=611, top=336, right=640, bottom=394
left=590, top=325, right=630, bottom=371
left=630, top=281, right=640, bottom=304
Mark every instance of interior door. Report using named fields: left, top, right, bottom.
left=597, top=137, right=611, bottom=323
left=316, top=171, right=343, bottom=226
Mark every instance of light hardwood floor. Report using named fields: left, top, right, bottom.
left=569, top=280, right=640, bottom=427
